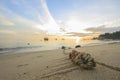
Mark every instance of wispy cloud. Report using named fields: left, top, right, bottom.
left=0, top=20, right=15, bottom=26
left=1, top=0, right=62, bottom=34
left=66, top=32, right=92, bottom=37
left=57, top=12, right=102, bottom=33
left=35, top=0, right=61, bottom=34
left=0, top=13, right=15, bottom=27
left=0, top=4, right=45, bottom=34
left=0, top=29, right=16, bottom=34
left=57, top=11, right=120, bottom=34
left=86, top=25, right=120, bottom=33
left=9, top=0, right=43, bottom=22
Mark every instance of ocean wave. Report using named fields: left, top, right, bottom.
left=0, top=46, right=42, bottom=54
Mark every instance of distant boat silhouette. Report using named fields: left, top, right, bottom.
left=75, top=45, right=81, bottom=48
left=55, top=38, right=57, bottom=40
left=62, top=38, right=65, bottom=40
left=44, top=37, right=49, bottom=41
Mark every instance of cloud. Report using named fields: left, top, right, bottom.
left=35, top=0, right=60, bottom=34
left=58, top=10, right=120, bottom=34
left=58, top=12, right=101, bottom=33
left=66, top=32, right=92, bottom=37
left=0, top=30, right=16, bottom=34
left=0, top=0, right=42, bottom=25
left=0, top=6, right=33, bottom=25
left=9, top=0, right=42, bottom=21
left=55, top=0, right=120, bottom=34
left=1, top=20, right=15, bottom=26
left=3, top=0, right=62, bottom=34
left=85, top=25, right=120, bottom=33
left=0, top=3, right=57, bottom=37
left=0, top=13, right=15, bottom=26
left=0, top=5, right=43, bottom=31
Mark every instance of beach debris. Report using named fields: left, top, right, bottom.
left=46, top=66, right=49, bottom=68
left=61, top=46, right=66, bottom=54
left=61, top=46, right=66, bottom=49
left=69, top=50, right=96, bottom=69
left=23, top=72, right=26, bottom=75
left=75, top=45, right=81, bottom=48
left=27, top=43, right=30, bottom=45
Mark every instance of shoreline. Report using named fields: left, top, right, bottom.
left=0, top=40, right=120, bottom=55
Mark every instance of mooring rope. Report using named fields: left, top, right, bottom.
left=63, top=49, right=120, bottom=72
left=96, top=61, right=120, bottom=72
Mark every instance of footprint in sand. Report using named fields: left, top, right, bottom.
left=37, top=55, right=42, bottom=58
left=17, top=64, right=29, bottom=67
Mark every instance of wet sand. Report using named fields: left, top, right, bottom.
left=0, top=42, right=120, bottom=80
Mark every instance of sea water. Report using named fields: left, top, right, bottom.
left=0, top=39, right=120, bottom=55
left=0, top=38, right=76, bottom=54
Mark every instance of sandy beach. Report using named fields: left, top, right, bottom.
left=0, top=42, right=120, bottom=80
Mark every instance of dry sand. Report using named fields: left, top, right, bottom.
left=0, top=42, right=120, bottom=80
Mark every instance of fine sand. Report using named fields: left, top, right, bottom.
left=0, top=42, right=120, bottom=80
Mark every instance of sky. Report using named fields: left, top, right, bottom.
left=0, top=0, right=120, bottom=37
